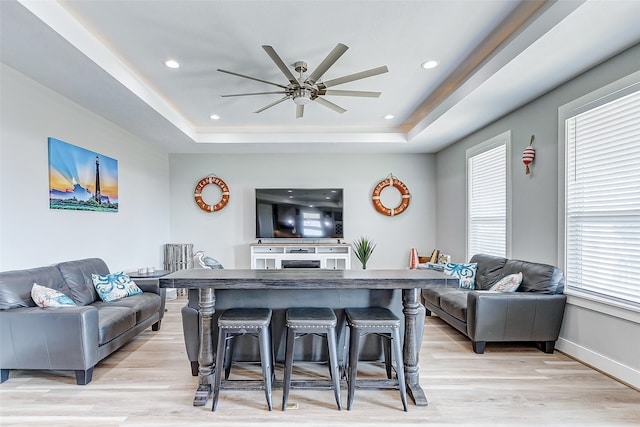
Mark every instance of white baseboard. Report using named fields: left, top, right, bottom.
left=556, top=337, right=640, bottom=390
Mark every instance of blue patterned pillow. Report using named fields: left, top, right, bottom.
left=31, top=283, right=77, bottom=307
left=92, top=272, right=142, bottom=302
left=443, top=262, right=478, bottom=289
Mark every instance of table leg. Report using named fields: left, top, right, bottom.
left=402, top=288, right=428, bottom=406
left=194, top=288, right=216, bottom=406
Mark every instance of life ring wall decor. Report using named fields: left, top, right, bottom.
left=372, top=174, right=411, bottom=216
left=194, top=175, right=230, bottom=212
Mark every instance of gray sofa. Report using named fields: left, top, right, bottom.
left=181, top=288, right=425, bottom=376
left=422, top=254, right=566, bottom=354
left=0, top=258, right=165, bottom=385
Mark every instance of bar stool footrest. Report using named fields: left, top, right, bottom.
left=220, top=379, right=269, bottom=390
left=289, top=379, right=344, bottom=389
left=354, top=379, right=403, bottom=389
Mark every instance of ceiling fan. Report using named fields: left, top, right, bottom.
left=217, top=43, right=388, bottom=118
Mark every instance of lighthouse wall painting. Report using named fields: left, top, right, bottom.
left=48, top=137, right=118, bottom=212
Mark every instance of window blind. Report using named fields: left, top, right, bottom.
left=468, top=143, right=506, bottom=258
left=566, top=88, right=640, bottom=307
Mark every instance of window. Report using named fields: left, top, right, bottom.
left=466, top=131, right=510, bottom=259
left=301, top=211, right=322, bottom=237
left=561, top=73, right=640, bottom=309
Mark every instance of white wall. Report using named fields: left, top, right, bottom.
left=435, top=43, right=640, bottom=389
left=0, top=64, right=171, bottom=272
left=169, top=153, right=436, bottom=269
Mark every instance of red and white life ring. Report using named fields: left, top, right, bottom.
left=372, top=176, right=411, bottom=216
left=194, top=175, right=230, bottom=212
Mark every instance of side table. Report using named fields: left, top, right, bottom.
left=127, top=270, right=175, bottom=300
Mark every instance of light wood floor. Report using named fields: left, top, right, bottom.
left=1, top=296, right=639, bottom=426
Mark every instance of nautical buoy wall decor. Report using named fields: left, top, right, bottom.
left=194, top=174, right=230, bottom=212
left=522, top=134, right=536, bottom=175
left=372, top=174, right=411, bottom=216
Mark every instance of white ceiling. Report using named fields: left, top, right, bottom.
left=2, top=0, right=640, bottom=154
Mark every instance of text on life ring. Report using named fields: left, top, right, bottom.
left=194, top=176, right=230, bottom=212
left=372, top=177, right=411, bottom=216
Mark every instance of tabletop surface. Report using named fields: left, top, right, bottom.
left=159, top=268, right=458, bottom=289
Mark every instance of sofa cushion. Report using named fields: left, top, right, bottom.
left=470, top=254, right=508, bottom=290
left=502, top=259, right=565, bottom=294
left=439, top=292, right=469, bottom=322
left=57, top=258, right=110, bottom=305
left=489, top=272, right=523, bottom=292
left=96, top=306, right=137, bottom=345
left=31, top=283, right=77, bottom=307
left=444, top=262, right=477, bottom=289
left=0, top=266, right=69, bottom=310
left=92, top=272, right=142, bottom=302
left=93, top=293, right=161, bottom=323
left=422, top=286, right=460, bottom=307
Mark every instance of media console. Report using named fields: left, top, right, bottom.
left=250, top=243, right=351, bottom=270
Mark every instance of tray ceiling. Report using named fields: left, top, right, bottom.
left=1, top=0, right=639, bottom=153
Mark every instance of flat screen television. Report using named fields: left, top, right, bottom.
left=255, top=188, right=344, bottom=239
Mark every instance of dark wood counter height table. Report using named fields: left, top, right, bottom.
left=159, top=268, right=457, bottom=407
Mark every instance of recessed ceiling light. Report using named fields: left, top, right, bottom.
left=384, top=114, right=394, bottom=120
left=209, top=114, right=220, bottom=120
left=421, top=60, right=438, bottom=70
left=165, top=59, right=180, bottom=69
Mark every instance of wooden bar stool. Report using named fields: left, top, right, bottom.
left=282, top=307, right=342, bottom=411
left=345, top=307, right=408, bottom=412
left=212, top=308, right=274, bottom=411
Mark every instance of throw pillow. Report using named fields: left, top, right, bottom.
left=489, top=272, right=523, bottom=292
left=443, top=262, right=478, bottom=289
left=92, top=272, right=142, bottom=302
left=31, top=283, right=77, bottom=307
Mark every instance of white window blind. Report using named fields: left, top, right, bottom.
left=467, top=142, right=506, bottom=258
left=565, top=88, right=640, bottom=307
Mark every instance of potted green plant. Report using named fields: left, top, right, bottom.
left=352, top=236, right=376, bottom=269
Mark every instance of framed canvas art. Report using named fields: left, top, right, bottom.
left=48, top=137, right=118, bottom=212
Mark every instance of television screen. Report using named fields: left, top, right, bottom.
left=255, top=188, right=344, bottom=239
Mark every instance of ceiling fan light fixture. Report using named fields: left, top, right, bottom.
left=293, top=97, right=310, bottom=105
left=293, top=87, right=311, bottom=105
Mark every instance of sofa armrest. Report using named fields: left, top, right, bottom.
left=133, top=278, right=166, bottom=321
left=181, top=305, right=200, bottom=363
left=467, top=291, right=567, bottom=342
left=134, top=278, right=160, bottom=295
left=0, top=306, right=99, bottom=371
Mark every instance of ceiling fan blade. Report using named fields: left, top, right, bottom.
left=319, top=89, right=381, bottom=98
left=318, top=65, right=389, bottom=89
left=217, top=69, right=288, bottom=89
left=221, top=91, right=287, bottom=98
left=306, top=43, right=349, bottom=84
left=254, top=95, right=291, bottom=114
left=313, top=96, right=346, bottom=114
left=262, top=45, right=298, bottom=85
left=296, top=104, right=304, bottom=119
